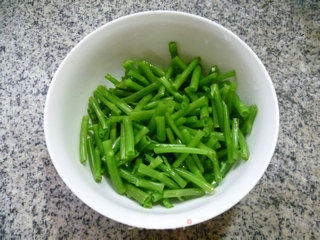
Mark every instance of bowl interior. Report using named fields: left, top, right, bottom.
left=44, top=11, right=279, bottom=229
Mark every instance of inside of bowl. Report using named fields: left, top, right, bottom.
left=45, top=12, right=278, bottom=228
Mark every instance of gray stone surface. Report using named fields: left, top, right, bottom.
left=1, top=0, right=319, bottom=239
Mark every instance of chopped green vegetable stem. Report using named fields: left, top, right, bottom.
left=89, top=96, right=109, bottom=130
left=173, top=57, right=201, bottom=90
left=123, top=116, right=135, bottom=158
left=163, top=188, right=205, bottom=198
left=103, top=140, right=125, bottom=194
left=79, top=115, right=89, bottom=163
left=88, top=138, right=102, bottom=182
left=174, top=168, right=214, bottom=193
left=190, top=65, right=201, bottom=92
left=138, top=163, right=179, bottom=189
left=169, top=42, right=178, bottom=58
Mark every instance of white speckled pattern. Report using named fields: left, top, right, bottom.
left=0, top=0, right=319, bottom=239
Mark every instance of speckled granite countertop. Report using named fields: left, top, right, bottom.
left=1, top=0, right=319, bottom=239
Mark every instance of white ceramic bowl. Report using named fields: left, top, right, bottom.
left=44, top=11, right=279, bottom=229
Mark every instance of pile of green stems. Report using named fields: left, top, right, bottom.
left=79, top=42, right=257, bottom=208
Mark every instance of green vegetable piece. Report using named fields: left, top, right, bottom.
left=165, top=65, right=174, bottom=79
left=145, top=154, right=187, bottom=188
left=210, top=84, right=224, bottom=130
left=109, top=88, right=132, bottom=98
left=172, top=130, right=205, bottom=168
left=165, top=112, right=185, bottom=143
left=122, top=82, right=159, bottom=103
left=163, top=188, right=205, bottom=198
left=79, top=115, right=89, bottom=163
left=185, top=156, right=206, bottom=181
left=143, top=96, right=174, bottom=110
left=217, top=70, right=236, bottom=81
left=231, top=118, right=240, bottom=160
left=220, top=161, right=234, bottom=178
left=110, top=123, right=117, bottom=143
left=175, top=117, right=187, bottom=126
left=152, top=85, right=166, bottom=102
left=173, top=57, right=201, bottom=90
left=112, top=136, right=120, bottom=152
left=205, top=135, right=221, bottom=150
left=123, top=78, right=144, bottom=91
left=181, top=129, right=205, bottom=174
left=158, top=76, right=183, bottom=101
left=89, top=96, right=109, bottom=130
left=109, top=115, right=124, bottom=123
left=172, top=96, right=208, bottom=120
left=127, top=69, right=149, bottom=86
left=103, top=140, right=126, bottom=194
left=154, top=144, right=210, bottom=155
left=200, top=104, right=210, bottom=126
left=226, top=81, right=237, bottom=113
left=171, top=56, right=187, bottom=71
left=152, top=192, right=163, bottom=202
left=155, top=116, right=166, bottom=142
left=131, top=157, right=142, bottom=175
left=233, top=94, right=250, bottom=118
left=210, top=98, right=219, bottom=129
left=129, top=109, right=155, bottom=121
left=137, top=163, right=179, bottom=189
left=147, top=101, right=173, bottom=132
left=134, top=126, right=149, bottom=145
left=146, top=61, right=166, bottom=77
left=94, top=91, right=122, bottom=115
left=92, top=124, right=104, bottom=155
left=93, top=148, right=102, bottom=182
left=97, top=86, right=133, bottom=115
left=87, top=106, right=98, bottom=123
left=134, top=94, right=153, bottom=112
left=162, top=156, right=187, bottom=188
left=174, top=168, right=214, bottom=193
left=142, top=200, right=153, bottom=208
left=162, top=198, right=173, bottom=208
left=190, top=65, right=201, bottom=92
left=123, top=116, right=135, bottom=158
left=209, top=65, right=219, bottom=75
left=210, top=131, right=225, bottom=142
left=185, top=116, right=198, bottom=124
left=199, top=72, right=218, bottom=86
left=125, top=183, right=151, bottom=206
left=241, top=104, right=258, bottom=135
left=180, top=95, right=190, bottom=110
left=114, top=80, right=129, bottom=91
left=105, top=73, right=120, bottom=85
left=87, top=138, right=102, bottom=182
left=119, top=168, right=164, bottom=192
left=148, top=155, right=163, bottom=169
left=184, top=86, right=198, bottom=101
left=97, top=121, right=110, bottom=139
left=222, top=101, right=233, bottom=166
left=134, top=136, right=151, bottom=153
left=169, top=41, right=178, bottom=58
left=208, top=151, right=222, bottom=183
left=166, top=127, right=176, bottom=144
left=192, top=155, right=204, bottom=174
left=138, top=60, right=159, bottom=83
left=122, top=60, right=136, bottom=72
left=239, top=130, right=249, bottom=160
left=119, top=123, right=126, bottom=161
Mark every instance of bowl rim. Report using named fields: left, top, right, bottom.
left=44, top=10, right=279, bottom=229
